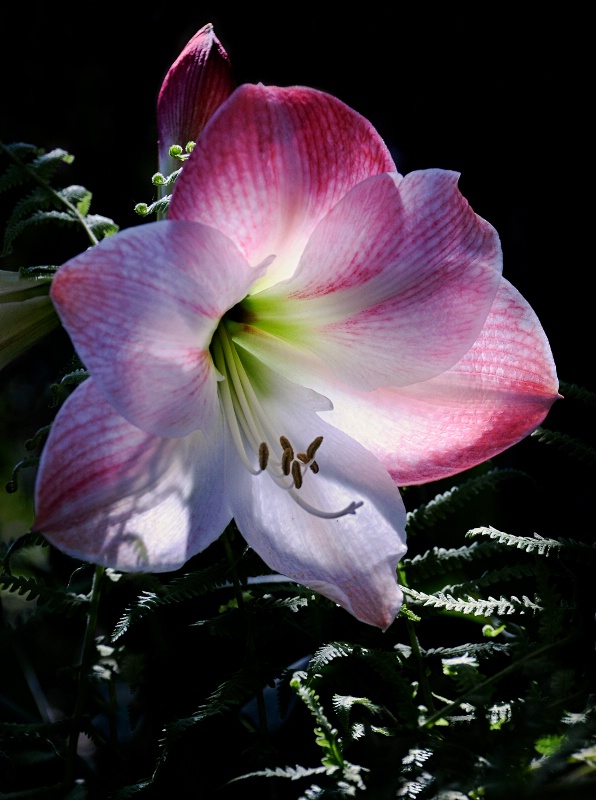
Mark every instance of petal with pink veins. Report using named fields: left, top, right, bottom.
left=169, top=84, right=396, bottom=288
left=34, top=379, right=231, bottom=571
left=157, top=23, right=235, bottom=177
left=319, top=278, right=560, bottom=485
left=50, top=220, right=263, bottom=438
left=236, top=170, right=503, bottom=391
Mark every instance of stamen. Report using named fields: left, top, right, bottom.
left=307, top=436, right=324, bottom=460
left=291, top=460, right=303, bottom=489
left=281, top=448, right=293, bottom=476
left=296, top=452, right=309, bottom=464
left=258, top=442, right=269, bottom=470
left=279, top=436, right=294, bottom=459
left=310, top=461, right=319, bottom=474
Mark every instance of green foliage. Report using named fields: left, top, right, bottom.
left=0, top=140, right=118, bottom=254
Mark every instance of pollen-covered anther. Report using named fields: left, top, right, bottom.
left=296, top=452, right=309, bottom=464
left=258, top=442, right=269, bottom=471
left=281, top=448, right=293, bottom=476
left=310, top=461, right=319, bottom=474
left=279, top=435, right=294, bottom=459
left=306, top=436, right=323, bottom=461
left=291, top=459, right=303, bottom=489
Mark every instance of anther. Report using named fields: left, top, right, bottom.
left=291, top=460, right=303, bottom=489
left=296, top=453, right=309, bottom=464
left=310, top=461, right=319, bottom=474
left=306, top=436, right=324, bottom=461
left=281, top=448, right=293, bottom=476
left=279, top=435, right=294, bottom=459
left=258, top=442, right=269, bottom=471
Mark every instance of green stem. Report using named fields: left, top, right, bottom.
left=64, top=565, right=105, bottom=785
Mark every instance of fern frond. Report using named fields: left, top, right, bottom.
left=85, top=213, right=119, bottom=239
left=441, top=561, right=538, bottom=595
left=424, top=641, right=513, bottom=660
left=0, top=573, right=89, bottom=616
left=558, top=381, right=596, bottom=407
left=2, top=531, right=48, bottom=571
left=308, top=642, right=356, bottom=673
left=401, top=586, right=542, bottom=616
left=406, top=468, right=529, bottom=534
left=111, top=560, right=231, bottom=641
left=29, top=147, right=75, bottom=179
left=531, top=427, right=596, bottom=465
left=0, top=717, right=71, bottom=743
left=5, top=454, right=40, bottom=493
left=467, top=526, right=596, bottom=558
left=57, top=184, right=92, bottom=214
left=134, top=196, right=171, bottom=218
left=332, top=694, right=383, bottom=733
left=229, top=764, right=330, bottom=782
left=164, top=669, right=255, bottom=744
left=402, top=540, right=501, bottom=581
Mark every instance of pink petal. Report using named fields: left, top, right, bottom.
left=321, top=278, right=560, bottom=485
left=237, top=170, right=503, bottom=390
left=169, top=84, right=396, bottom=287
left=34, top=379, right=231, bottom=571
left=223, top=356, right=406, bottom=629
left=157, top=23, right=235, bottom=176
left=51, top=220, right=261, bottom=438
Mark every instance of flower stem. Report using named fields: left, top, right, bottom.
left=64, top=564, right=105, bottom=785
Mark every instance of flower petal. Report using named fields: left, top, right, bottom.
left=223, top=353, right=406, bottom=629
left=237, top=170, right=503, bottom=390
left=157, top=23, right=235, bottom=177
left=320, top=278, right=560, bottom=485
left=169, top=84, right=396, bottom=288
left=50, top=220, right=262, bottom=438
left=34, top=379, right=231, bottom=571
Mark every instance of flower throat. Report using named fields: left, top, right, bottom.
left=210, top=317, right=362, bottom=520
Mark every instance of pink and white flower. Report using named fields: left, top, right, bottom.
left=33, top=59, right=558, bottom=630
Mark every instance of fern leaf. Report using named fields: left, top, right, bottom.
left=5, top=454, right=40, bottom=493
left=401, top=586, right=542, bottom=616
left=57, top=184, right=92, bottom=215
left=531, top=427, right=596, bottom=465
left=467, top=526, right=596, bottom=558
left=229, top=765, right=330, bottom=782
left=0, top=573, right=89, bottom=616
left=164, top=669, right=255, bottom=743
left=85, top=213, right=119, bottom=239
left=423, top=641, right=513, bottom=660
left=406, top=468, right=529, bottom=534
left=441, top=561, right=538, bottom=596
left=2, top=531, right=48, bottom=571
left=402, top=540, right=501, bottom=581
left=30, top=147, right=75, bottom=180
left=558, top=381, right=596, bottom=408
left=308, top=642, right=356, bottom=673
left=111, top=560, right=231, bottom=641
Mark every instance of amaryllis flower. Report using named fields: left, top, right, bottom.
left=157, top=23, right=234, bottom=178
left=33, top=85, right=558, bottom=629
